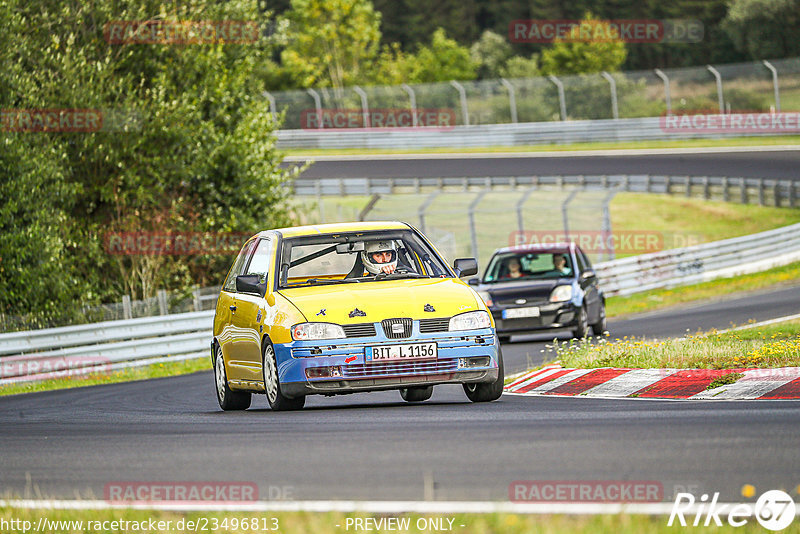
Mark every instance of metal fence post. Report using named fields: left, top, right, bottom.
left=601, top=71, right=619, bottom=120
left=703, top=176, right=710, bottom=200
left=122, top=295, right=132, bottom=320
left=468, top=191, right=488, bottom=261
left=548, top=75, right=567, bottom=121
left=654, top=68, right=671, bottom=115
left=685, top=176, right=692, bottom=198
left=706, top=65, right=724, bottom=114
left=353, top=86, right=370, bottom=127
left=723, top=177, right=729, bottom=202
left=157, top=289, right=168, bottom=315
left=262, top=91, right=278, bottom=123
left=192, top=286, right=201, bottom=312
left=401, top=83, right=418, bottom=127
left=306, top=88, right=323, bottom=129
left=450, top=80, right=469, bottom=126
left=418, top=191, right=440, bottom=233
left=758, top=179, right=765, bottom=206
left=602, top=189, right=618, bottom=261
left=500, top=78, right=518, bottom=123
left=763, top=60, right=781, bottom=112
left=516, top=188, right=536, bottom=234
left=561, top=189, right=580, bottom=240
left=740, top=177, right=747, bottom=204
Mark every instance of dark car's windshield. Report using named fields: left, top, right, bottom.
left=482, top=251, right=574, bottom=283
left=278, top=229, right=451, bottom=288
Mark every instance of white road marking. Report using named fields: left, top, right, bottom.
left=581, top=369, right=678, bottom=397
left=691, top=368, right=800, bottom=400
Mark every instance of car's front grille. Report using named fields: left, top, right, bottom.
left=343, top=359, right=458, bottom=378
left=381, top=317, right=412, bottom=339
left=342, top=323, right=377, bottom=338
left=419, top=317, right=450, bottom=333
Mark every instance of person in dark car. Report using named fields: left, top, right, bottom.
left=552, top=253, right=572, bottom=276
left=501, top=257, right=525, bottom=279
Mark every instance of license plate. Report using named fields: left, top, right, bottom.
left=503, top=306, right=540, bottom=319
left=366, top=342, right=437, bottom=363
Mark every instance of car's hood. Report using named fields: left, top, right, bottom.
left=278, top=278, right=482, bottom=323
left=479, top=279, right=570, bottom=305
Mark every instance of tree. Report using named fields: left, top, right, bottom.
left=723, top=0, right=800, bottom=59
left=539, top=13, right=627, bottom=75
left=411, top=28, right=477, bottom=82
left=470, top=30, right=514, bottom=79
left=0, top=0, right=299, bottom=326
left=281, top=0, right=382, bottom=89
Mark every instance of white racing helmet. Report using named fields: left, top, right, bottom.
left=361, top=240, right=398, bottom=274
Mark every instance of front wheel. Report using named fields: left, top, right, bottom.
left=263, top=342, right=305, bottom=411
left=572, top=307, right=589, bottom=339
left=214, top=344, right=251, bottom=411
left=463, top=350, right=504, bottom=403
left=591, top=302, right=607, bottom=336
left=400, top=386, right=433, bottom=402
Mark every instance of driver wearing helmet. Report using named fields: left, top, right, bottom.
left=361, top=240, right=398, bottom=275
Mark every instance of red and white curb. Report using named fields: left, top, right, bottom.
left=504, top=365, right=800, bottom=400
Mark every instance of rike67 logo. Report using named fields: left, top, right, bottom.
left=669, top=490, right=796, bottom=530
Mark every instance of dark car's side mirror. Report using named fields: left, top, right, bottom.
left=580, top=269, right=596, bottom=281
left=453, top=258, right=478, bottom=278
left=236, top=274, right=267, bottom=297
left=467, top=278, right=479, bottom=286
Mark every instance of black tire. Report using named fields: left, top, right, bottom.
left=400, top=386, right=433, bottom=402
left=463, top=350, right=504, bottom=403
left=263, top=342, right=305, bottom=411
left=591, top=302, right=607, bottom=336
left=214, top=344, right=251, bottom=411
left=572, top=306, right=589, bottom=339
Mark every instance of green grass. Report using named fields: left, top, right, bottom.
left=607, top=261, right=800, bottom=318
left=549, top=319, right=800, bottom=371
left=0, top=358, right=209, bottom=397
left=282, top=135, right=800, bottom=156
left=1, top=507, right=797, bottom=534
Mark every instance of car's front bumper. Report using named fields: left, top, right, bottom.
left=491, top=301, right=579, bottom=334
left=273, top=326, right=499, bottom=398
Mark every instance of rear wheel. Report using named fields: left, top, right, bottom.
left=591, top=302, right=607, bottom=336
left=400, top=386, right=433, bottom=402
left=263, top=342, right=305, bottom=411
left=214, top=344, right=251, bottom=411
left=463, top=350, right=504, bottom=403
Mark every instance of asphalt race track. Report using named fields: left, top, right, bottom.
left=2, top=284, right=799, bottom=503
left=288, top=148, right=800, bottom=180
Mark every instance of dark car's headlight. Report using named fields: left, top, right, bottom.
left=291, top=322, right=345, bottom=341
left=550, top=285, right=573, bottom=303
left=476, top=290, right=493, bottom=307
left=449, top=311, right=491, bottom=331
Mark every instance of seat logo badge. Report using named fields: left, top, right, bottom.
left=391, top=324, right=404, bottom=333
left=349, top=308, right=366, bottom=318
left=424, top=303, right=436, bottom=312
left=316, top=309, right=326, bottom=316
left=515, top=299, right=526, bottom=304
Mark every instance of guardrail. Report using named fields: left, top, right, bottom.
left=3, top=221, right=800, bottom=382
left=594, top=222, right=800, bottom=296
left=276, top=116, right=797, bottom=150
left=292, top=174, right=798, bottom=207
left=0, top=310, right=214, bottom=385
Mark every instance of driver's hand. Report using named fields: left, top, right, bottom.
left=381, top=264, right=396, bottom=274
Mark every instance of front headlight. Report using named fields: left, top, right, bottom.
left=449, top=311, right=491, bottom=331
left=476, top=290, right=493, bottom=307
left=550, top=285, right=573, bottom=303
left=291, top=322, right=345, bottom=341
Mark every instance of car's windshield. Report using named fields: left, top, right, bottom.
left=278, top=229, right=451, bottom=288
left=482, top=250, right=574, bottom=283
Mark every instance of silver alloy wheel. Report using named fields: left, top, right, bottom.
left=263, top=344, right=279, bottom=404
left=215, top=346, right=226, bottom=402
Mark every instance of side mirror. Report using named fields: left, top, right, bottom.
left=453, top=258, right=478, bottom=278
left=236, top=274, right=267, bottom=297
left=467, top=278, right=479, bottom=286
left=580, top=270, right=596, bottom=281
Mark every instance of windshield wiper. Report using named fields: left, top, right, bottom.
left=373, top=272, right=431, bottom=280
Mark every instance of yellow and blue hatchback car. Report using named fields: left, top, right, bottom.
left=212, top=221, right=503, bottom=411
